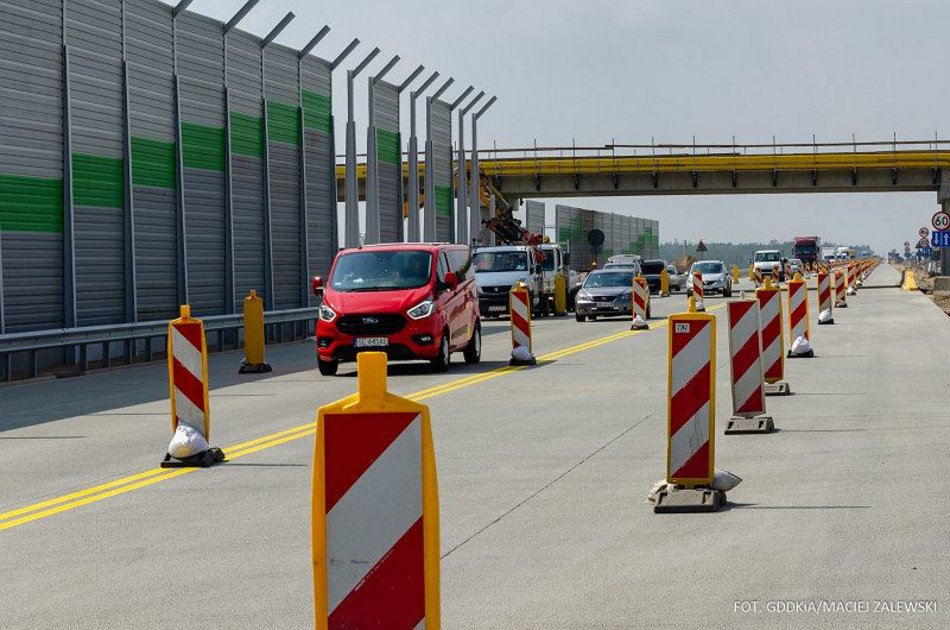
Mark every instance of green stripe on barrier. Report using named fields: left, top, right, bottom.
left=230, top=112, right=264, bottom=159
left=0, top=173, right=64, bottom=233
left=267, top=101, right=301, bottom=145
left=302, top=90, right=332, bottom=134
left=131, top=137, right=176, bottom=189
left=376, top=128, right=401, bottom=165
left=72, top=154, right=124, bottom=208
left=182, top=122, right=226, bottom=172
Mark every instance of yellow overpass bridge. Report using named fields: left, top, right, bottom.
left=337, top=138, right=950, bottom=203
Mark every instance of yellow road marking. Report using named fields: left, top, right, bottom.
left=0, top=304, right=724, bottom=532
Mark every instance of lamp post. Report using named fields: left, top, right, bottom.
left=469, top=95, right=497, bottom=245
left=407, top=71, right=439, bottom=241
left=343, top=47, right=381, bottom=247
left=455, top=90, right=485, bottom=243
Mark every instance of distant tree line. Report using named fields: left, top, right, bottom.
left=659, top=240, right=871, bottom=268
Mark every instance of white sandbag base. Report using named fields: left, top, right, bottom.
left=817, top=308, right=834, bottom=325
left=630, top=314, right=649, bottom=330
left=787, top=335, right=814, bottom=358
left=509, top=345, right=537, bottom=367
left=161, top=422, right=225, bottom=468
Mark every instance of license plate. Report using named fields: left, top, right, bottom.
left=354, top=337, right=388, bottom=348
left=596, top=306, right=617, bottom=311
left=488, top=305, right=507, bottom=312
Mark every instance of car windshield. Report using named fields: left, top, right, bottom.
left=693, top=262, right=724, bottom=274
left=641, top=261, right=665, bottom=274
left=329, top=250, right=432, bottom=292
left=755, top=252, right=780, bottom=262
left=541, top=252, right=557, bottom=271
left=473, top=251, right=529, bottom=272
left=584, top=271, right=634, bottom=288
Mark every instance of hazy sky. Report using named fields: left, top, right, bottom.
left=169, top=0, right=949, bottom=253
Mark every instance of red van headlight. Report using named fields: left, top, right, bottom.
left=318, top=303, right=337, bottom=323
left=407, top=299, right=435, bottom=320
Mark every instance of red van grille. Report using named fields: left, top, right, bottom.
left=336, top=314, right=406, bottom=336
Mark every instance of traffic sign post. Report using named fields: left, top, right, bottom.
left=932, top=211, right=950, bottom=231
left=931, top=230, right=950, bottom=248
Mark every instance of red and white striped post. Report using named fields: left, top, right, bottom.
left=631, top=275, right=650, bottom=330
left=653, top=297, right=723, bottom=512
left=772, top=265, right=780, bottom=284
left=756, top=277, right=790, bottom=395
left=725, top=300, right=774, bottom=434
left=786, top=273, right=813, bottom=358
left=313, top=352, right=439, bottom=629
left=816, top=270, right=834, bottom=325
left=509, top=283, right=537, bottom=366
left=847, top=264, right=858, bottom=294
left=690, top=271, right=705, bottom=311
left=162, top=305, right=224, bottom=467
left=753, top=266, right=764, bottom=287
left=834, top=269, right=848, bottom=308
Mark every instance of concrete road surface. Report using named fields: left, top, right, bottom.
left=2, top=264, right=947, bottom=628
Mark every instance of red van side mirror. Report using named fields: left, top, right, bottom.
left=311, top=276, right=323, bottom=296
left=443, top=271, right=459, bottom=291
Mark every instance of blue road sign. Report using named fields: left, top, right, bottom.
left=920, top=247, right=933, bottom=257
left=932, top=230, right=950, bottom=248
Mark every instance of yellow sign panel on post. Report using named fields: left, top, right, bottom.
left=312, top=352, right=440, bottom=629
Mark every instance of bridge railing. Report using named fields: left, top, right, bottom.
left=471, top=138, right=950, bottom=177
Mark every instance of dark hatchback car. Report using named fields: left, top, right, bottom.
left=640, top=259, right=669, bottom=294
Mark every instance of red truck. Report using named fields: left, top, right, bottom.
left=792, top=236, right=821, bottom=266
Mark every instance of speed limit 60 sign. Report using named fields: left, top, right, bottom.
left=932, top=211, right=950, bottom=231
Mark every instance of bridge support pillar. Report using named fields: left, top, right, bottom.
left=939, top=177, right=950, bottom=275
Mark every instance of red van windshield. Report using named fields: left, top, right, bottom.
left=330, top=250, right=433, bottom=292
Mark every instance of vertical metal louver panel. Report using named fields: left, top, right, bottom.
left=178, top=11, right=226, bottom=316
left=264, top=44, right=302, bottom=310
left=127, top=0, right=177, bottom=321
left=301, top=55, right=335, bottom=305
left=268, top=144, right=301, bottom=310
left=227, top=30, right=264, bottom=312
left=67, top=0, right=126, bottom=326
left=425, top=98, right=452, bottom=242
left=650, top=220, right=660, bottom=258
left=634, top=218, right=644, bottom=257
left=183, top=169, right=226, bottom=314
left=525, top=200, right=545, bottom=238
left=0, top=0, right=64, bottom=332
left=368, top=80, right=401, bottom=243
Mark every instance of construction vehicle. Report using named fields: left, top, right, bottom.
left=473, top=216, right=580, bottom=317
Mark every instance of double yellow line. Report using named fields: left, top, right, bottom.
left=0, top=305, right=722, bottom=532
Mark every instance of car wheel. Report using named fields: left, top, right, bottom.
left=317, top=358, right=338, bottom=376
left=463, top=322, right=481, bottom=364
left=575, top=313, right=586, bottom=322
left=430, top=331, right=451, bottom=373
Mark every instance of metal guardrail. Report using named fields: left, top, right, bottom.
left=0, top=307, right=320, bottom=382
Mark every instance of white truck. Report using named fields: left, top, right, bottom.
left=472, top=243, right=579, bottom=317
left=821, top=246, right=837, bottom=262
left=753, top=249, right=784, bottom=279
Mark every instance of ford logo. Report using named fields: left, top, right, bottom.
left=363, top=316, right=379, bottom=324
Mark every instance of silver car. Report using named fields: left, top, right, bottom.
left=687, top=260, right=733, bottom=297
left=574, top=269, right=643, bottom=322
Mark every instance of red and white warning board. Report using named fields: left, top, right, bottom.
left=756, top=280, right=785, bottom=384
left=167, top=306, right=210, bottom=438
left=786, top=276, right=810, bottom=342
left=727, top=300, right=766, bottom=418
left=666, top=310, right=716, bottom=487
left=509, top=284, right=532, bottom=353
left=312, top=352, right=439, bottom=629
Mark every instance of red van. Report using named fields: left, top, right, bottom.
left=311, top=243, right=481, bottom=376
